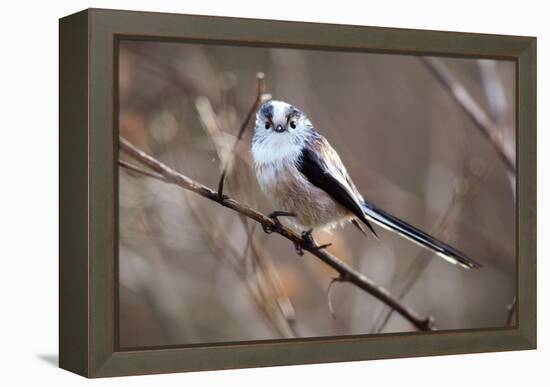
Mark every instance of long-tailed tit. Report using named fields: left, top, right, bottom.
left=251, top=100, right=481, bottom=269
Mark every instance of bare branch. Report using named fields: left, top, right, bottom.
left=119, top=136, right=435, bottom=331
left=217, top=72, right=267, bottom=199
left=119, top=159, right=167, bottom=182
left=419, top=57, right=515, bottom=172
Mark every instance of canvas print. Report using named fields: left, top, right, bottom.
left=117, top=40, right=516, bottom=348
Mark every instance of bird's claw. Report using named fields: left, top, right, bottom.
left=302, top=229, right=315, bottom=246
left=262, top=216, right=283, bottom=234
left=294, top=229, right=332, bottom=256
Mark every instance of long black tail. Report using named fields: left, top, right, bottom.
left=361, top=201, right=481, bottom=269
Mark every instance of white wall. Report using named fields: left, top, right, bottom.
left=0, top=0, right=545, bottom=385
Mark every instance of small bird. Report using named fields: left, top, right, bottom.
left=251, top=100, right=481, bottom=269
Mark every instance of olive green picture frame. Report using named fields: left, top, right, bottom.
left=59, top=8, right=537, bottom=378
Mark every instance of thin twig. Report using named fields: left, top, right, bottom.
left=217, top=72, right=266, bottom=200
left=326, top=274, right=347, bottom=319
left=195, top=94, right=297, bottom=327
left=419, top=57, right=515, bottom=172
left=119, top=136, right=435, bottom=331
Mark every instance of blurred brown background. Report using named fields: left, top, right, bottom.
left=118, top=40, right=516, bottom=348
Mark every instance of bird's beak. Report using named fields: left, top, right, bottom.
left=275, top=124, right=285, bottom=133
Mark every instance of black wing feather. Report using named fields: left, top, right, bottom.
left=297, top=147, right=377, bottom=236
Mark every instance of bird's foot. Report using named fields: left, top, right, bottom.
left=262, top=211, right=295, bottom=234
left=294, top=229, right=332, bottom=256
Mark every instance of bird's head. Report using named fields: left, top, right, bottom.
left=253, top=100, right=314, bottom=149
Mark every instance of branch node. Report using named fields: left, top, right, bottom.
left=216, top=189, right=229, bottom=204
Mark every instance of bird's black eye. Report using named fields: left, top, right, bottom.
left=265, top=122, right=271, bottom=130
left=290, top=121, right=297, bottom=129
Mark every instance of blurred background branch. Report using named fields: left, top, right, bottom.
left=373, top=57, right=514, bottom=332
left=419, top=57, right=515, bottom=173
left=375, top=57, right=515, bottom=333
